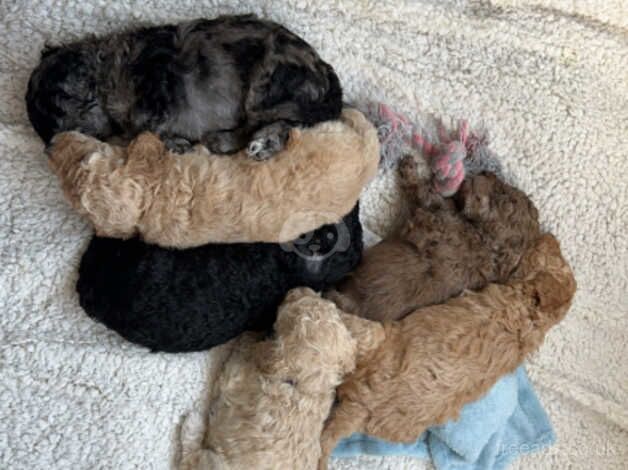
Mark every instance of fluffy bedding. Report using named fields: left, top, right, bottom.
left=0, top=1, right=626, bottom=469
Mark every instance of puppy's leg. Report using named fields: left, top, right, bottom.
left=178, top=409, right=206, bottom=470
left=398, top=154, right=433, bottom=213
left=243, top=57, right=300, bottom=160
left=242, top=30, right=341, bottom=160
left=318, top=401, right=369, bottom=470
left=398, top=154, right=422, bottom=193
left=162, top=135, right=193, bottom=154
left=399, top=155, right=454, bottom=213
left=202, top=127, right=250, bottom=155
left=246, top=120, right=291, bottom=161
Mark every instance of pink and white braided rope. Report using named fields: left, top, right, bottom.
left=377, top=103, right=470, bottom=197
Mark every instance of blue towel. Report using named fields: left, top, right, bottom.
left=333, top=367, right=555, bottom=470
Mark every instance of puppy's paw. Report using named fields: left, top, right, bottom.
left=179, top=409, right=206, bottom=452
left=398, top=155, right=419, bottom=185
left=247, top=122, right=291, bottom=161
left=163, top=137, right=193, bottom=154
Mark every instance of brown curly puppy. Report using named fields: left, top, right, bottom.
left=327, top=156, right=540, bottom=321
left=318, top=234, right=576, bottom=469
left=179, top=288, right=358, bottom=470
left=47, top=109, right=378, bottom=248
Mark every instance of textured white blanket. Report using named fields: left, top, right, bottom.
left=1, top=1, right=626, bottom=469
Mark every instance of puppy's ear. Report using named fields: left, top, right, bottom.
left=527, top=271, right=574, bottom=318
left=273, top=288, right=323, bottom=340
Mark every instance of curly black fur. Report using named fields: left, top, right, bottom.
left=26, top=14, right=342, bottom=158
left=76, top=205, right=362, bottom=352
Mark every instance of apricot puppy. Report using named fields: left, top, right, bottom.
left=319, top=234, right=576, bottom=469
left=48, top=108, right=379, bottom=248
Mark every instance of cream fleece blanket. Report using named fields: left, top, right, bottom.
left=0, top=1, right=626, bottom=469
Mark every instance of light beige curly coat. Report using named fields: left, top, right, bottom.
left=47, top=108, right=379, bottom=248
left=178, top=288, right=358, bottom=470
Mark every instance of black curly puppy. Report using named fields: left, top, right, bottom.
left=76, top=204, right=362, bottom=352
left=26, top=14, right=342, bottom=160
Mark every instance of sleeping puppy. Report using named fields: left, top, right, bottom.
left=179, top=288, right=358, bottom=470
left=76, top=205, right=362, bottom=353
left=326, top=156, right=541, bottom=321
left=26, top=14, right=342, bottom=160
left=318, top=234, right=576, bottom=469
left=47, top=109, right=379, bottom=247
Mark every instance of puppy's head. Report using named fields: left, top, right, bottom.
left=46, top=132, right=143, bottom=238
left=456, top=172, right=541, bottom=278
left=26, top=46, right=112, bottom=144
left=454, top=172, right=496, bottom=219
left=270, top=288, right=357, bottom=391
left=46, top=131, right=104, bottom=168
left=285, top=204, right=362, bottom=287
left=456, top=172, right=539, bottom=229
